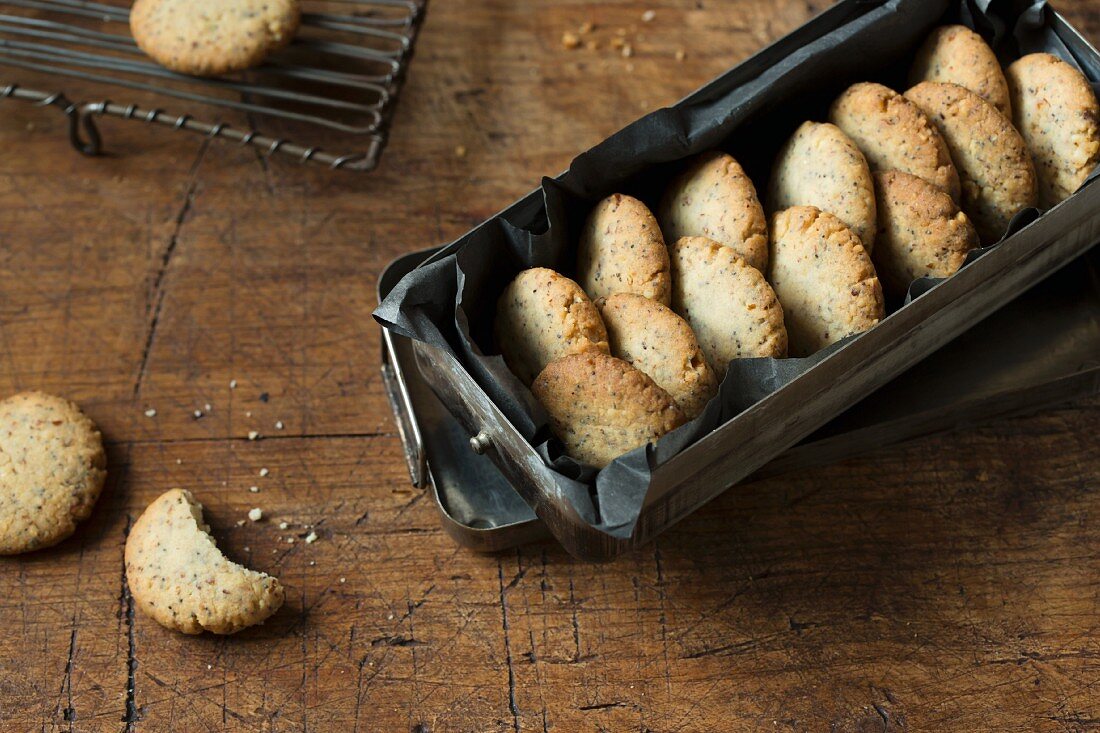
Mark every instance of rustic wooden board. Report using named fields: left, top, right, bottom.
left=0, top=1, right=1098, bottom=730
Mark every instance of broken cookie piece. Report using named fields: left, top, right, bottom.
left=125, top=489, right=284, bottom=634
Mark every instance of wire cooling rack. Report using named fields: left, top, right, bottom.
left=0, top=0, right=426, bottom=171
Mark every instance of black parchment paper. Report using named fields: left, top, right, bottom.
left=375, top=0, right=1100, bottom=537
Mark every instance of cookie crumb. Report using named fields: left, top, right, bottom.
left=454, top=144, right=467, bottom=158
left=641, top=9, right=656, bottom=22
left=144, top=408, right=157, bottom=417
left=309, top=560, right=316, bottom=566
left=249, top=486, right=259, bottom=493
left=286, top=537, right=295, bottom=544
left=278, top=521, right=289, bottom=530
left=305, top=531, right=318, bottom=544
left=579, top=21, right=593, bottom=34
left=243, top=547, right=249, bottom=553
left=229, top=379, right=237, bottom=389
left=248, top=508, right=263, bottom=522
left=675, top=48, right=686, bottom=62
left=621, top=43, right=633, bottom=58
left=275, top=420, right=285, bottom=430
left=259, top=468, right=269, bottom=477
left=176, top=459, right=182, bottom=465
left=339, top=577, right=346, bottom=584
left=193, top=410, right=203, bottom=419
left=561, top=31, right=580, bottom=50
left=236, top=519, right=246, bottom=527
left=248, top=430, right=260, bottom=441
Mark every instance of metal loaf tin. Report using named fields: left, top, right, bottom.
left=377, top=1, right=1100, bottom=560
left=380, top=249, right=1100, bottom=554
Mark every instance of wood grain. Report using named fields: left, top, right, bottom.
left=0, top=1, right=1098, bottom=730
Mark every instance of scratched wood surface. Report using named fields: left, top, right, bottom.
left=1, top=1, right=1098, bottom=731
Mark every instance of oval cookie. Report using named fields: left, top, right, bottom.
left=0, top=392, right=106, bottom=555
left=768, top=207, right=884, bottom=357
left=910, top=25, right=1012, bottom=118
left=657, top=151, right=769, bottom=271
left=905, top=81, right=1038, bottom=243
left=872, top=171, right=979, bottom=297
left=596, top=293, right=718, bottom=419
left=494, top=268, right=610, bottom=385
left=577, top=193, right=672, bottom=305
left=668, top=236, right=787, bottom=375
left=126, top=489, right=285, bottom=635
left=130, top=0, right=301, bottom=77
left=532, top=353, right=686, bottom=468
left=1006, top=53, right=1100, bottom=208
left=768, top=121, right=877, bottom=253
left=830, top=82, right=962, bottom=203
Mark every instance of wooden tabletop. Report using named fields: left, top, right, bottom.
left=2, top=1, right=1099, bottom=730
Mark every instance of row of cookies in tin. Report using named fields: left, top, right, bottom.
left=493, top=26, right=1100, bottom=469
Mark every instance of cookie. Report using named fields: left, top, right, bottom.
left=768, top=121, right=877, bottom=253
left=576, top=193, right=672, bottom=305
left=910, top=25, right=1012, bottom=118
left=1006, top=53, right=1100, bottom=208
left=657, top=151, right=769, bottom=271
left=872, top=171, right=979, bottom=297
left=130, top=0, right=302, bottom=77
left=532, top=353, right=686, bottom=468
left=0, top=392, right=106, bottom=555
left=126, top=489, right=285, bottom=635
left=668, top=236, right=787, bottom=375
left=905, top=81, right=1038, bottom=243
left=830, top=82, right=962, bottom=203
left=494, top=268, right=610, bottom=385
left=596, top=293, right=718, bottom=419
left=768, top=207, right=885, bottom=357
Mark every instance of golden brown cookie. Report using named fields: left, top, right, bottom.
left=872, top=171, right=979, bottom=297
left=577, top=194, right=672, bottom=305
left=768, top=121, right=877, bottom=252
left=905, top=81, right=1038, bottom=243
left=830, top=82, right=962, bottom=203
left=130, top=0, right=301, bottom=77
left=657, top=151, right=769, bottom=271
left=0, top=392, right=106, bottom=555
left=1006, top=53, right=1100, bottom=208
left=125, top=489, right=285, bottom=635
left=532, top=353, right=686, bottom=468
left=668, top=236, right=787, bottom=375
left=596, top=293, right=718, bottom=419
left=768, top=207, right=884, bottom=357
left=494, top=268, right=610, bottom=385
left=910, top=25, right=1012, bottom=118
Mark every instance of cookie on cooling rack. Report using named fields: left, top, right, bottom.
left=130, top=0, right=302, bottom=77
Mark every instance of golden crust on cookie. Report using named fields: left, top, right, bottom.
left=668, top=236, right=787, bottom=375
left=910, top=25, right=1012, bottom=118
left=1006, top=53, right=1100, bottom=208
left=905, top=81, right=1038, bottom=243
left=495, top=268, right=610, bottom=385
left=768, top=207, right=884, bottom=357
left=830, top=82, right=962, bottom=203
left=577, top=194, right=672, bottom=305
left=596, top=293, right=718, bottom=419
left=532, top=353, right=685, bottom=468
left=657, top=152, right=769, bottom=271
